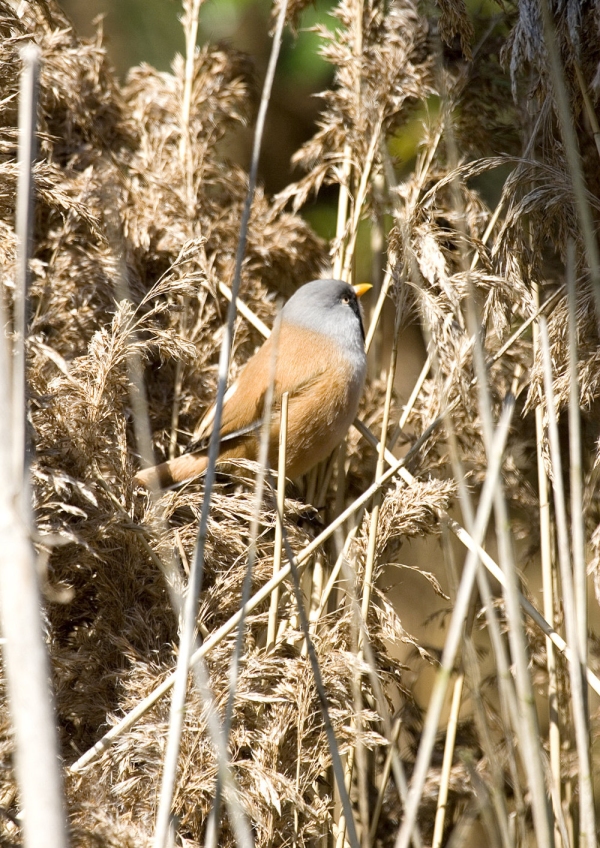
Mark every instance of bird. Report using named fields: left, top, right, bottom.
left=134, top=278, right=371, bottom=489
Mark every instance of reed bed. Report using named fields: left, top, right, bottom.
left=1, top=0, right=600, bottom=846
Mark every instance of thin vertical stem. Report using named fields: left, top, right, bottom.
left=170, top=0, right=202, bottom=455
left=0, top=366, right=69, bottom=848
left=341, top=117, right=384, bottom=283
left=0, top=43, right=68, bottom=848
left=394, top=390, right=517, bottom=848
left=333, top=147, right=352, bottom=279
left=169, top=358, right=185, bottom=460
left=566, top=244, right=587, bottom=693
left=205, top=319, right=282, bottom=848
left=337, top=307, right=400, bottom=847
left=534, top=283, right=562, bottom=840
left=340, top=546, right=423, bottom=848
left=153, top=0, right=289, bottom=843
left=267, top=391, right=289, bottom=649
left=368, top=173, right=385, bottom=379
left=277, top=522, right=361, bottom=848
left=360, top=314, right=399, bottom=640
left=437, top=382, right=515, bottom=848
left=333, top=0, right=363, bottom=283
left=474, top=330, right=554, bottom=848
left=13, top=43, right=39, bottom=493
left=431, top=673, right=464, bottom=848
left=179, top=0, right=202, bottom=196
left=444, top=65, right=553, bottom=840
left=389, top=352, right=432, bottom=450
left=539, top=316, right=596, bottom=848
left=364, top=267, right=392, bottom=353
left=334, top=748, right=355, bottom=848
left=312, top=527, right=358, bottom=626
left=369, top=719, right=402, bottom=844
left=538, top=0, right=600, bottom=311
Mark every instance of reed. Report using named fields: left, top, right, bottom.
left=1, top=0, right=599, bottom=845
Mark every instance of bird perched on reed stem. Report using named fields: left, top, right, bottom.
left=134, top=278, right=371, bottom=489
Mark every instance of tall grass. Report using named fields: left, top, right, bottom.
left=0, top=0, right=599, bottom=846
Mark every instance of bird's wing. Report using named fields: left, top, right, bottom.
left=190, top=381, right=239, bottom=444
left=187, top=336, right=275, bottom=453
left=186, top=328, right=329, bottom=454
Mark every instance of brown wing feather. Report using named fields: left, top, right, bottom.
left=192, top=326, right=329, bottom=445
left=135, top=322, right=361, bottom=488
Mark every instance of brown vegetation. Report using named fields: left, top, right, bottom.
left=1, top=0, right=600, bottom=845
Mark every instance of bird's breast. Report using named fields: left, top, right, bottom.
left=272, top=324, right=366, bottom=478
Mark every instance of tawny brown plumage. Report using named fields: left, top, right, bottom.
left=134, top=279, right=370, bottom=489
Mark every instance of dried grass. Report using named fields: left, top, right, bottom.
left=1, top=0, right=600, bottom=844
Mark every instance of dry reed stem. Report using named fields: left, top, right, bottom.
left=389, top=352, right=432, bottom=450
left=567, top=239, right=590, bottom=843
left=205, top=321, right=286, bottom=848
left=13, top=43, right=39, bottom=493
left=360, top=322, right=399, bottom=638
left=448, top=66, right=551, bottom=834
left=467, top=530, right=528, bottom=843
left=538, top=0, right=600, bottom=308
left=218, top=280, right=271, bottom=338
left=341, top=117, right=384, bottom=283
left=355, top=419, right=600, bottom=702
left=394, top=389, right=517, bottom=848
left=277, top=514, right=361, bottom=848
left=464, top=632, right=513, bottom=848
left=313, top=527, right=358, bottom=626
left=267, top=391, right=288, bottom=650
left=169, top=0, right=203, bottom=458
left=539, top=316, right=596, bottom=848
left=0, top=43, right=68, bottom=848
left=490, top=285, right=565, bottom=365
left=369, top=719, right=402, bottom=844
left=180, top=0, right=203, bottom=178
left=433, top=357, right=514, bottom=845
left=488, top=394, right=552, bottom=846
left=0, top=385, right=68, bottom=848
left=359, top=629, right=423, bottom=848
left=431, top=672, right=463, bottom=848
left=154, top=2, right=290, bottom=842
left=533, top=283, right=562, bottom=844
left=331, top=0, right=363, bottom=283
left=463, top=160, right=553, bottom=847
left=340, top=566, right=424, bottom=848
left=338, top=310, right=402, bottom=846
left=434, top=361, right=518, bottom=843
left=364, top=267, right=392, bottom=353
left=566, top=243, right=588, bottom=683
left=332, top=146, right=352, bottom=280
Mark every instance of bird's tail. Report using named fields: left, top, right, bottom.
left=133, top=452, right=208, bottom=490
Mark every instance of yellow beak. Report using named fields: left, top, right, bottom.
left=353, top=283, right=373, bottom=298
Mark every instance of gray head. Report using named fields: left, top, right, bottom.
left=280, top=279, right=368, bottom=354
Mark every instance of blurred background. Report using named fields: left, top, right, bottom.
left=58, top=0, right=337, bottom=213
left=56, top=0, right=504, bottom=255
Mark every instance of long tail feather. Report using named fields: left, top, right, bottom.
left=133, top=453, right=208, bottom=489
